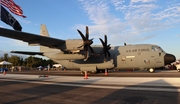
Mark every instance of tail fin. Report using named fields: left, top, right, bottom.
left=40, top=24, right=60, bottom=52
left=40, top=24, right=50, bottom=37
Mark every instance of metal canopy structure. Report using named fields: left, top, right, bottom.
left=0, top=61, right=12, bottom=65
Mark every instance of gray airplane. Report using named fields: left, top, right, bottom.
left=0, top=24, right=176, bottom=73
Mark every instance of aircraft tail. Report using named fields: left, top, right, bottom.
left=40, top=24, right=50, bottom=37
left=40, top=24, right=60, bottom=53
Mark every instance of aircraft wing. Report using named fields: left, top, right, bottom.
left=0, top=27, right=65, bottom=49
left=11, top=51, right=44, bottom=56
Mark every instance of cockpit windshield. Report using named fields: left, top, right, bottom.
left=151, top=46, right=164, bottom=52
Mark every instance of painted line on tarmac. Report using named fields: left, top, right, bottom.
left=0, top=78, right=179, bottom=92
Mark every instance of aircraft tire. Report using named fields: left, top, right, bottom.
left=149, top=68, right=155, bottom=73
left=177, top=69, right=180, bottom=72
left=101, top=70, right=105, bottom=73
left=96, top=69, right=103, bottom=73
left=96, top=70, right=100, bottom=73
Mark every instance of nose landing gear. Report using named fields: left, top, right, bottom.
left=148, top=68, right=155, bottom=73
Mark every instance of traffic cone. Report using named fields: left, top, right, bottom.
left=3, top=70, right=6, bottom=75
left=105, top=69, right=108, bottom=76
left=64, top=69, right=66, bottom=72
left=84, top=71, right=88, bottom=79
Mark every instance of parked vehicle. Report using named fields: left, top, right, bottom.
left=53, top=64, right=62, bottom=68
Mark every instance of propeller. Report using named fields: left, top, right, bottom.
left=99, top=35, right=111, bottom=62
left=77, top=26, right=94, bottom=61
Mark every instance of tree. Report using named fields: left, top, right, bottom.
left=3, top=53, right=9, bottom=61
left=25, top=56, right=52, bottom=68
left=1, top=53, right=55, bottom=68
left=0, top=56, right=3, bottom=62
left=8, top=55, right=24, bottom=66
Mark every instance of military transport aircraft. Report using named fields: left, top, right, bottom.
left=0, top=24, right=176, bottom=73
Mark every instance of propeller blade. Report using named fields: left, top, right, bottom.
left=84, top=51, right=88, bottom=61
left=99, top=35, right=111, bottom=62
left=99, top=38, right=105, bottom=46
left=77, top=30, right=86, bottom=41
left=88, top=45, right=94, bottom=54
left=77, top=44, right=84, bottom=48
left=105, top=35, right=107, bottom=45
left=105, top=52, right=107, bottom=58
left=77, top=26, right=94, bottom=61
left=84, top=44, right=88, bottom=51
left=86, top=26, right=89, bottom=39
left=107, top=51, right=111, bottom=57
left=104, top=57, right=107, bottom=62
left=107, top=44, right=111, bottom=50
left=90, top=38, right=94, bottom=41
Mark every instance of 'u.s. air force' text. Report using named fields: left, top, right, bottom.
left=126, top=48, right=149, bottom=53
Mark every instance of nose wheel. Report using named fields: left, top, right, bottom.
left=148, top=68, right=155, bottom=73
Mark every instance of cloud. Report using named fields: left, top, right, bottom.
left=111, top=0, right=125, bottom=8
left=0, top=39, right=28, bottom=47
left=131, top=0, right=156, bottom=3
left=153, top=4, right=180, bottom=20
left=175, top=34, right=180, bottom=37
left=0, top=38, right=39, bottom=52
left=77, top=0, right=180, bottom=45
left=15, top=17, right=32, bottom=25
left=78, top=0, right=125, bottom=44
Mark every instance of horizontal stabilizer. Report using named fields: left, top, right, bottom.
left=11, top=51, right=44, bottom=56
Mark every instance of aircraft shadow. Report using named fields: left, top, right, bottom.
left=92, top=79, right=179, bottom=104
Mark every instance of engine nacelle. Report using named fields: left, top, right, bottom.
left=65, top=39, right=84, bottom=51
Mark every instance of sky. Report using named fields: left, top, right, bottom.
left=0, top=0, right=180, bottom=59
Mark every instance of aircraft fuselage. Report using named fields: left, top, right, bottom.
left=45, top=44, right=175, bottom=72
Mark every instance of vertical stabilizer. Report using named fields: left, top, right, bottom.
left=40, top=24, right=49, bottom=37
left=40, top=24, right=60, bottom=52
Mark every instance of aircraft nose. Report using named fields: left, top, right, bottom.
left=164, top=53, right=176, bottom=65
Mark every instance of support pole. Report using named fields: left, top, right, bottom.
left=48, top=64, right=50, bottom=73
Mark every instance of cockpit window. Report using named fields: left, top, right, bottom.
left=159, top=47, right=164, bottom=52
left=151, top=46, right=158, bottom=51
left=151, top=46, right=164, bottom=52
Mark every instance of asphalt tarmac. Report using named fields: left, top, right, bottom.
left=0, top=80, right=179, bottom=104
left=0, top=69, right=180, bottom=104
